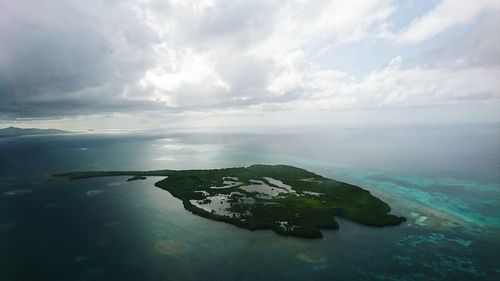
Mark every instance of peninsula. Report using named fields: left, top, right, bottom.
left=53, top=164, right=406, bottom=238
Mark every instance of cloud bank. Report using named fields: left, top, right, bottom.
left=1, top=0, right=499, bottom=127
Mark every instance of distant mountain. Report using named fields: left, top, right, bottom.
left=0, top=126, right=70, bottom=137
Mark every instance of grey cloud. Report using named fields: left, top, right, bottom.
left=0, top=0, right=283, bottom=119
left=154, top=0, right=279, bottom=49
left=0, top=89, right=171, bottom=118
left=0, top=0, right=158, bottom=118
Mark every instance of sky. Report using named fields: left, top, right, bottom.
left=1, top=0, right=499, bottom=130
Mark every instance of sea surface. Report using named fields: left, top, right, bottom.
left=1, top=124, right=499, bottom=281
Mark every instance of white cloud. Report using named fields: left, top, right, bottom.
left=261, top=56, right=500, bottom=111
left=249, top=0, right=395, bottom=56
left=135, top=0, right=396, bottom=108
left=140, top=47, right=230, bottom=106
left=394, top=0, right=500, bottom=44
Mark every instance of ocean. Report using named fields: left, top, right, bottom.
left=1, top=123, right=499, bottom=281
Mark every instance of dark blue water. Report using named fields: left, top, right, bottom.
left=1, top=124, right=499, bottom=281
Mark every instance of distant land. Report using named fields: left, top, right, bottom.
left=53, top=164, right=406, bottom=238
left=0, top=126, right=70, bottom=137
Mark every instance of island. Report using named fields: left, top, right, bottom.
left=52, top=164, right=406, bottom=238
left=0, top=126, right=70, bottom=138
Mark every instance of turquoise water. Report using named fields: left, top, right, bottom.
left=0, top=125, right=499, bottom=280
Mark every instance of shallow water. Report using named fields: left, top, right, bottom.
left=0, top=124, right=499, bottom=281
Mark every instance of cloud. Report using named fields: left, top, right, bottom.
left=416, top=14, right=500, bottom=68
left=1, top=0, right=399, bottom=118
left=135, top=0, right=397, bottom=109
left=257, top=55, right=500, bottom=112
left=0, top=0, right=160, bottom=117
left=393, top=0, right=500, bottom=44
left=0, top=0, right=499, bottom=126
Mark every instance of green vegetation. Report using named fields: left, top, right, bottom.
left=53, top=164, right=406, bottom=238
left=126, top=175, right=147, bottom=181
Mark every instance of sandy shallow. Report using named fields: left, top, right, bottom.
left=296, top=252, right=327, bottom=264
left=86, top=189, right=103, bottom=197
left=4, top=189, right=31, bottom=196
left=154, top=240, right=187, bottom=255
